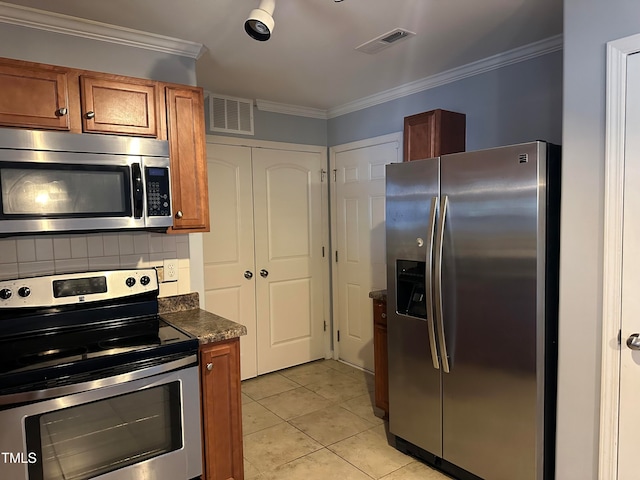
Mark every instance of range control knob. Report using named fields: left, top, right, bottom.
left=140, top=275, right=151, bottom=286
left=125, top=277, right=136, bottom=288
left=18, top=286, right=30, bottom=298
left=0, top=288, right=12, bottom=300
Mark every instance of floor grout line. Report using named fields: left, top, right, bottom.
left=242, top=359, right=424, bottom=480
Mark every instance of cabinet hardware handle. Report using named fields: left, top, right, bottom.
left=85, top=111, right=95, bottom=119
left=56, top=107, right=68, bottom=116
left=175, top=210, right=184, bottom=219
left=260, top=269, right=269, bottom=278
left=244, top=271, right=253, bottom=279
left=381, top=313, right=387, bottom=319
left=207, top=363, right=213, bottom=371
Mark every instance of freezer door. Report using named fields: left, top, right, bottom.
left=439, top=142, right=547, bottom=480
left=386, top=157, right=442, bottom=456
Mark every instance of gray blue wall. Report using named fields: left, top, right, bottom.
left=207, top=50, right=562, bottom=152
left=0, top=23, right=197, bottom=85
left=328, top=50, right=563, bottom=150
left=204, top=106, right=328, bottom=146
left=557, top=1, right=640, bottom=479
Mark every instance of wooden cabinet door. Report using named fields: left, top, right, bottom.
left=403, top=109, right=465, bottom=161
left=80, top=75, right=161, bottom=137
left=0, top=62, right=71, bottom=130
left=373, top=299, right=389, bottom=415
left=165, top=85, right=210, bottom=232
left=200, top=339, right=244, bottom=480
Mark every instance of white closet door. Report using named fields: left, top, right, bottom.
left=204, top=143, right=257, bottom=380
left=252, top=148, right=325, bottom=374
left=332, top=135, right=401, bottom=371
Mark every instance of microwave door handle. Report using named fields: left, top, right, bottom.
left=434, top=195, right=450, bottom=373
left=426, top=196, right=440, bottom=370
left=132, top=163, right=143, bottom=219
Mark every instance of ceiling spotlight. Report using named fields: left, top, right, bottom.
left=245, top=0, right=276, bottom=41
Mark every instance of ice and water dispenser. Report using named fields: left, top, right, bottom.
left=395, top=260, right=427, bottom=319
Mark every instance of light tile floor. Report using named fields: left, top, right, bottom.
left=241, top=359, right=451, bottom=480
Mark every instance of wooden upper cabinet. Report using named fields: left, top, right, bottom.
left=165, top=85, right=210, bottom=233
left=0, top=62, right=72, bottom=131
left=403, top=109, right=466, bottom=161
left=80, top=75, right=161, bottom=137
left=0, top=58, right=163, bottom=137
left=0, top=57, right=211, bottom=236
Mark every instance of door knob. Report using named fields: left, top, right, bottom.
left=627, top=333, right=640, bottom=350
left=85, top=111, right=95, bottom=119
left=244, top=270, right=253, bottom=279
left=260, top=269, right=269, bottom=278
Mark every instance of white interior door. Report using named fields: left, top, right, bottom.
left=616, top=51, right=640, bottom=479
left=252, top=147, right=325, bottom=374
left=203, top=143, right=258, bottom=380
left=331, top=134, right=401, bottom=371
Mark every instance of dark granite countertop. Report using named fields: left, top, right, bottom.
left=159, top=293, right=247, bottom=345
left=369, top=289, right=387, bottom=302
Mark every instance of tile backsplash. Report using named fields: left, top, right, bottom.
left=0, top=232, right=191, bottom=297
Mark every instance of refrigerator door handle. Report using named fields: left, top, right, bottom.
left=426, top=196, right=440, bottom=370
left=434, top=195, right=451, bottom=373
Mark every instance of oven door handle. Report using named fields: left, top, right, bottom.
left=0, top=354, right=197, bottom=406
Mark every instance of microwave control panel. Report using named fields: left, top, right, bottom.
left=145, top=167, right=171, bottom=217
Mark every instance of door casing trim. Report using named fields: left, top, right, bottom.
left=599, top=33, right=640, bottom=480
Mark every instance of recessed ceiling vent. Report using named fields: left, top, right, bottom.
left=207, top=93, right=254, bottom=135
left=355, top=28, right=416, bottom=54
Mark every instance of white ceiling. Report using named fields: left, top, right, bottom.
left=1, top=0, right=563, bottom=113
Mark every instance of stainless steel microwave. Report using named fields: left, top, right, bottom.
left=0, top=129, right=173, bottom=235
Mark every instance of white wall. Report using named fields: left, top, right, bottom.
left=558, top=1, right=640, bottom=478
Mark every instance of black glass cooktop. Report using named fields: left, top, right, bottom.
left=0, top=294, right=198, bottom=401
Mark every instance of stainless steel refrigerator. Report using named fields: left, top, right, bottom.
left=386, top=141, right=559, bottom=480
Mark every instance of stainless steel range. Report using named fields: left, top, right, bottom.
left=0, top=269, right=202, bottom=480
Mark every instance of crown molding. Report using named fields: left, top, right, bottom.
left=327, top=34, right=563, bottom=119
left=255, top=99, right=328, bottom=120
left=0, top=1, right=205, bottom=59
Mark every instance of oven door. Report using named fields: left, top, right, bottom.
left=0, top=150, right=144, bottom=234
left=0, top=362, right=202, bottom=480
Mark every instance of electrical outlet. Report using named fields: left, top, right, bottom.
left=163, top=259, right=179, bottom=282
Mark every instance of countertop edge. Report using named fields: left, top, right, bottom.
left=161, top=308, right=247, bottom=345
left=369, top=289, right=387, bottom=302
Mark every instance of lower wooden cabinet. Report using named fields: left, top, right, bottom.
left=200, top=338, right=244, bottom=480
left=373, top=299, right=389, bottom=416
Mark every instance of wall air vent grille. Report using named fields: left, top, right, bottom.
left=355, top=28, right=416, bottom=55
left=207, top=93, right=254, bottom=135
